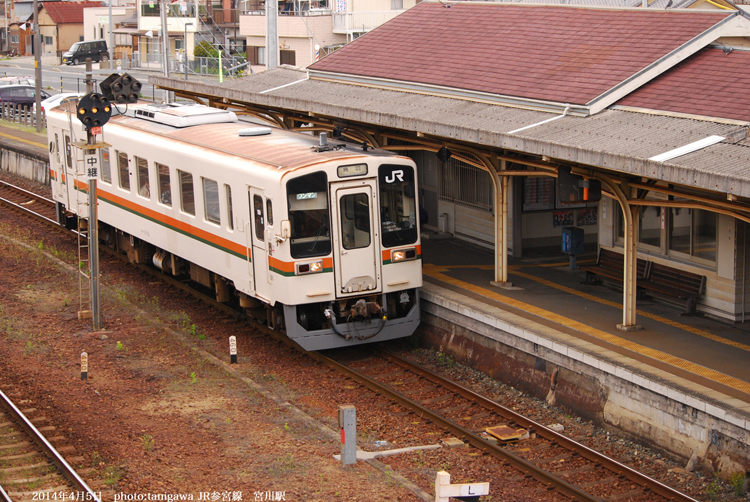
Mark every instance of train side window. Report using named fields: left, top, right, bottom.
left=117, top=151, right=130, bottom=191
left=64, top=135, right=72, bottom=170
left=178, top=170, right=195, bottom=216
left=54, top=134, right=61, bottom=169
left=225, top=185, right=234, bottom=230
left=135, top=156, right=150, bottom=198
left=156, top=163, right=171, bottom=206
left=253, top=194, right=265, bottom=241
left=266, top=199, right=273, bottom=226
left=100, top=148, right=111, bottom=184
left=203, top=178, right=220, bottom=225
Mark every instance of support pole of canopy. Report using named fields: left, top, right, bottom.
left=598, top=175, right=642, bottom=331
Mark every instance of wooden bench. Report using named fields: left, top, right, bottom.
left=638, top=262, right=706, bottom=315
left=580, top=248, right=649, bottom=285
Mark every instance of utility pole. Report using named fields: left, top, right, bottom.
left=32, top=0, right=41, bottom=131
left=108, top=0, right=113, bottom=63
left=160, top=0, right=170, bottom=102
left=266, top=0, right=278, bottom=69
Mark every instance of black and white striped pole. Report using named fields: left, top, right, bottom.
left=229, top=336, right=237, bottom=364
left=81, top=352, right=88, bottom=380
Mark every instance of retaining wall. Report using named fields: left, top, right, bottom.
left=419, top=282, right=750, bottom=478
left=0, top=141, right=50, bottom=185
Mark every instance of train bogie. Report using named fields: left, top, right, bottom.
left=47, top=101, right=422, bottom=350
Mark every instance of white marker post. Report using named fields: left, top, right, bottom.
left=229, top=336, right=237, bottom=364
left=81, top=352, right=88, bottom=380
left=434, top=471, right=489, bottom=502
left=338, top=404, right=356, bottom=465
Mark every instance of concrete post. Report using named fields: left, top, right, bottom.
left=338, top=404, right=356, bottom=465
left=266, top=0, right=278, bottom=69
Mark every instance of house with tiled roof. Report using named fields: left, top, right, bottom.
left=36, top=1, right=104, bottom=56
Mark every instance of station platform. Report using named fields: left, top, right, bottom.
left=421, top=237, right=750, bottom=397
left=418, top=237, right=750, bottom=471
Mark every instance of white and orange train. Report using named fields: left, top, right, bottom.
left=47, top=101, right=422, bottom=350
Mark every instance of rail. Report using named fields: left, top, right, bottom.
left=0, top=387, right=101, bottom=500
left=372, top=348, right=701, bottom=502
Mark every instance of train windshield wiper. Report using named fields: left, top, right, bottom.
left=308, top=222, right=327, bottom=254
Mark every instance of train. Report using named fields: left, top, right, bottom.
left=46, top=100, right=422, bottom=351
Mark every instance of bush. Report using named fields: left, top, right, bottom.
left=194, top=41, right=218, bottom=58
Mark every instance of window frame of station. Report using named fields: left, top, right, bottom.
left=521, top=175, right=596, bottom=213
left=612, top=195, right=717, bottom=267
left=438, top=153, right=493, bottom=213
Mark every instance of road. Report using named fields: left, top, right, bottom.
left=0, top=56, right=221, bottom=102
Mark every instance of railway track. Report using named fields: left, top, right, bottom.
left=317, top=347, right=701, bottom=502
left=0, top=178, right=703, bottom=502
left=0, top=385, right=100, bottom=502
left=0, top=180, right=59, bottom=224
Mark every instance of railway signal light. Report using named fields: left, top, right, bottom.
left=100, top=73, right=142, bottom=104
left=76, top=93, right=111, bottom=130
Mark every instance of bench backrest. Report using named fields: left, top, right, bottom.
left=598, top=249, right=649, bottom=278
left=647, top=263, right=706, bottom=294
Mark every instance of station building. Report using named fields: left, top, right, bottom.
left=155, top=1, right=750, bottom=326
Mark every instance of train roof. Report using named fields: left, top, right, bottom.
left=52, top=102, right=406, bottom=174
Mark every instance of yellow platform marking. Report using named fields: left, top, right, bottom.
left=510, top=268, right=750, bottom=354
left=423, top=264, right=750, bottom=395
left=0, top=131, right=46, bottom=149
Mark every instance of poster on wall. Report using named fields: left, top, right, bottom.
left=553, top=211, right=574, bottom=228
left=576, top=208, right=597, bottom=226
left=336, top=0, right=346, bottom=12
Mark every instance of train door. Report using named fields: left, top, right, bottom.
left=248, top=188, right=270, bottom=301
left=330, top=180, right=381, bottom=295
left=63, top=134, right=88, bottom=217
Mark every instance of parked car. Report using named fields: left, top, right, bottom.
left=32, top=92, right=84, bottom=115
left=0, top=76, right=34, bottom=86
left=63, top=40, right=109, bottom=66
left=0, top=85, right=51, bottom=113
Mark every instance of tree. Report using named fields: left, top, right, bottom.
left=194, top=41, right=219, bottom=58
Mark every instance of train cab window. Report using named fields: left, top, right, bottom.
left=178, top=170, right=195, bottom=216
left=379, top=165, right=418, bottom=247
left=156, top=163, right=171, bottom=206
left=135, top=156, right=150, bottom=198
left=100, top=148, right=111, bottom=184
left=287, top=171, right=331, bottom=259
left=203, top=178, right=220, bottom=225
left=266, top=199, right=273, bottom=226
left=253, top=195, right=264, bottom=240
left=340, top=193, right=371, bottom=250
left=117, top=151, right=130, bottom=191
left=225, top=185, right=234, bottom=230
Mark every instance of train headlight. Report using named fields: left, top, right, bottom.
left=296, top=260, right=324, bottom=275
left=391, top=247, right=417, bottom=263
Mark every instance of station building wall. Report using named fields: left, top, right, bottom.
left=599, top=194, right=745, bottom=321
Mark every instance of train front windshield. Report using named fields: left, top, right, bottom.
left=379, top=165, right=418, bottom=248
left=287, top=171, right=331, bottom=258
